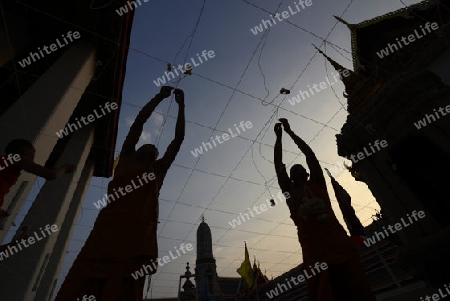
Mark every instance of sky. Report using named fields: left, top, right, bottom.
left=5, top=0, right=425, bottom=299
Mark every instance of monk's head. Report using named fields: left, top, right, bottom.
left=136, top=144, right=159, bottom=163
left=5, top=139, right=35, bottom=161
left=290, top=164, right=309, bottom=185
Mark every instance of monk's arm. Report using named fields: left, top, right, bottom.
left=159, top=89, right=185, bottom=171
left=15, top=159, right=74, bottom=180
left=285, top=127, right=326, bottom=186
left=274, top=124, right=290, bottom=192
left=121, top=87, right=172, bottom=156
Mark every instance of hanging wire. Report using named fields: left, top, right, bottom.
left=1, top=0, right=396, bottom=296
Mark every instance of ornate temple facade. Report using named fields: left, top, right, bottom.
left=178, top=219, right=250, bottom=301
left=159, top=1, right=450, bottom=300
left=332, top=0, right=450, bottom=288
left=194, top=219, right=223, bottom=300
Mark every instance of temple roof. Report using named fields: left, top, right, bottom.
left=326, top=0, right=450, bottom=116
left=336, top=0, right=440, bottom=72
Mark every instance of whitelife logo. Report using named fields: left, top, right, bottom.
left=153, top=50, right=215, bottom=87
left=413, top=105, right=450, bottom=129
left=266, top=262, right=328, bottom=299
left=363, top=210, right=426, bottom=247
left=287, top=69, right=351, bottom=106
left=76, top=295, right=96, bottom=301
left=190, top=121, right=253, bottom=158
left=131, top=243, right=193, bottom=279
left=56, top=102, right=118, bottom=138
left=115, top=0, right=149, bottom=16
left=93, top=171, right=156, bottom=209
left=18, top=31, right=81, bottom=68
left=345, top=139, right=388, bottom=164
left=250, top=0, right=313, bottom=35
left=376, top=22, right=439, bottom=59
left=0, top=154, right=21, bottom=171
left=419, top=282, right=450, bottom=301
left=0, top=224, right=59, bottom=261
left=228, top=192, right=290, bottom=228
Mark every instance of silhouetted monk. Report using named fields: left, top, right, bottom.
left=274, top=118, right=375, bottom=301
left=55, top=86, right=185, bottom=301
left=0, top=139, right=75, bottom=220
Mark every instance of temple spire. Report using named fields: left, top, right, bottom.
left=333, top=15, right=354, bottom=28
left=312, top=44, right=365, bottom=99
left=312, top=44, right=350, bottom=75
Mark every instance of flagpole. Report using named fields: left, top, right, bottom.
left=324, top=168, right=401, bottom=288
left=235, top=278, right=242, bottom=301
left=251, top=273, right=259, bottom=301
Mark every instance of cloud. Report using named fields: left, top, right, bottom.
left=153, top=113, right=164, bottom=127
left=140, top=131, right=151, bottom=142
left=150, top=113, right=166, bottom=138
left=125, top=117, right=134, bottom=126
left=124, top=115, right=164, bottom=143
left=152, top=127, right=162, bottom=138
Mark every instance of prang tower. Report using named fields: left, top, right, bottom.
left=195, top=217, right=223, bottom=300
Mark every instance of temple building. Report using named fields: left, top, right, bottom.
left=177, top=218, right=264, bottom=301
left=194, top=218, right=223, bottom=300
left=329, top=0, right=450, bottom=291
left=257, top=218, right=418, bottom=300
left=247, top=1, right=450, bottom=299
left=175, top=218, right=419, bottom=300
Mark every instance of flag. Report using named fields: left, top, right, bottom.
left=237, top=242, right=253, bottom=288
left=252, top=258, right=259, bottom=288
left=325, top=168, right=367, bottom=247
left=112, top=154, right=120, bottom=175
left=252, top=258, right=268, bottom=290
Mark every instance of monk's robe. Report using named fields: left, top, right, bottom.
left=0, top=155, right=21, bottom=212
left=55, top=162, right=167, bottom=301
left=286, top=179, right=375, bottom=301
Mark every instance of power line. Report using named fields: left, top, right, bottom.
left=158, top=0, right=289, bottom=238
left=4, top=0, right=384, bottom=297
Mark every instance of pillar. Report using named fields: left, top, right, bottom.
left=0, top=125, right=94, bottom=301
left=0, top=41, right=96, bottom=243
left=34, top=157, right=95, bottom=301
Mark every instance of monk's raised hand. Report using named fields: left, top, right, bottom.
left=274, top=123, right=282, bottom=137
left=279, top=118, right=291, bottom=132
left=174, top=89, right=184, bottom=105
left=159, top=86, right=174, bottom=98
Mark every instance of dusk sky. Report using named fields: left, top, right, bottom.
left=5, top=0, right=423, bottom=299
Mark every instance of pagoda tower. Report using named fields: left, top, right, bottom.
left=195, top=216, right=223, bottom=300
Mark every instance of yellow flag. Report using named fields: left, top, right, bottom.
left=237, top=242, right=253, bottom=288
left=112, top=154, right=120, bottom=175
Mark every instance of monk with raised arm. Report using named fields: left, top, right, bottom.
left=0, top=139, right=75, bottom=220
left=274, top=118, right=375, bottom=301
left=56, top=86, right=185, bottom=301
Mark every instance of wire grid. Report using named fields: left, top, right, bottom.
left=0, top=0, right=422, bottom=298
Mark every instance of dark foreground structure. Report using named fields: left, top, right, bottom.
left=332, top=0, right=450, bottom=290
left=0, top=0, right=134, bottom=299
